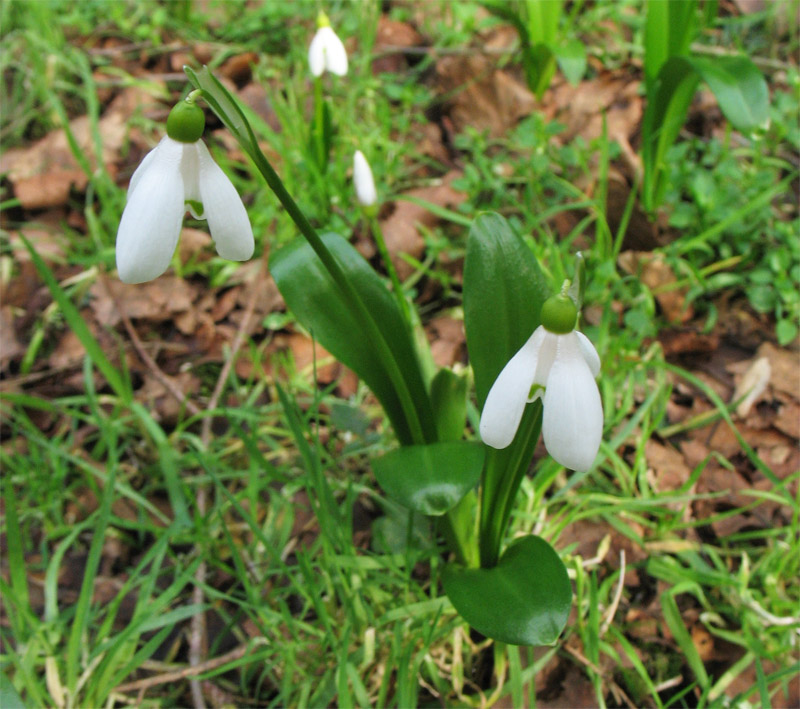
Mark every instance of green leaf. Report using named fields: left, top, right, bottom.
left=464, top=212, right=547, bottom=408
left=688, top=55, right=769, bottom=131
left=641, top=54, right=769, bottom=211
left=270, top=232, right=435, bottom=446
left=641, top=57, right=700, bottom=212
left=443, top=535, right=571, bottom=645
left=523, top=43, right=557, bottom=98
left=554, top=38, right=586, bottom=86
left=463, top=212, right=548, bottom=567
left=644, top=0, right=697, bottom=90
left=372, top=441, right=484, bottom=516
left=429, top=368, right=468, bottom=442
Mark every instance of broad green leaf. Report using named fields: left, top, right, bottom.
left=463, top=212, right=548, bottom=567
left=430, top=368, right=468, bottom=442
left=372, top=441, right=484, bottom=516
left=270, top=232, right=435, bottom=446
left=688, top=55, right=769, bottom=131
left=443, top=535, right=571, bottom=645
left=554, top=38, right=586, bottom=86
left=464, top=212, right=547, bottom=408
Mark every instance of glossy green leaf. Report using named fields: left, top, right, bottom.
left=463, top=212, right=548, bottom=567
left=443, top=535, right=571, bottom=645
left=270, top=232, right=436, bottom=446
left=430, top=368, right=468, bottom=442
left=372, top=441, right=484, bottom=516
left=464, top=212, right=547, bottom=409
left=689, top=55, right=769, bottom=131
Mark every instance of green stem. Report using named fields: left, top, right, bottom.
left=479, top=405, right=542, bottom=568
left=369, top=216, right=411, bottom=325
left=190, top=74, right=431, bottom=446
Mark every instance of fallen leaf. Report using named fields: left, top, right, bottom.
left=380, top=170, right=466, bottom=279
left=435, top=54, right=535, bottom=138
left=90, top=276, right=197, bottom=327
left=731, top=356, right=771, bottom=418
left=618, top=251, right=693, bottom=323
left=645, top=440, right=691, bottom=493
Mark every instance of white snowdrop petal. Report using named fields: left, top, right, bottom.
left=353, top=150, right=377, bottom=206
left=127, top=136, right=170, bottom=197
left=542, top=333, right=603, bottom=471
left=479, top=330, right=543, bottom=449
left=308, top=28, right=327, bottom=77
left=116, top=138, right=185, bottom=284
left=576, top=330, right=601, bottom=378
left=195, top=140, right=254, bottom=261
left=321, top=26, right=348, bottom=76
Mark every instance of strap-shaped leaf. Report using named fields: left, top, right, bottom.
left=270, top=233, right=436, bottom=446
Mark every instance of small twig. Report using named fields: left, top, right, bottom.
left=114, top=643, right=250, bottom=694
left=188, top=257, right=265, bottom=708
left=108, top=277, right=201, bottom=417
left=600, top=550, right=626, bottom=637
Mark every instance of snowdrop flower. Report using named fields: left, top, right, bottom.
left=116, top=97, right=254, bottom=284
left=308, top=13, right=348, bottom=77
left=479, top=293, right=603, bottom=471
left=353, top=150, right=377, bottom=208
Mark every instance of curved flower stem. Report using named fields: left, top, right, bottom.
left=186, top=67, right=431, bottom=446
left=368, top=215, right=411, bottom=325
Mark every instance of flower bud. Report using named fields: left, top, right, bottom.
left=166, top=100, right=205, bottom=143
left=353, top=150, right=377, bottom=208
left=540, top=294, right=577, bottom=334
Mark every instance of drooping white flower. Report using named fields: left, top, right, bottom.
left=479, top=295, right=603, bottom=471
left=353, top=150, right=377, bottom=207
left=308, top=17, right=348, bottom=77
left=115, top=101, right=253, bottom=284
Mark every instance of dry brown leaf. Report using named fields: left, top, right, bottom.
left=618, top=251, right=693, bottom=323
left=1, top=87, right=158, bottom=209
left=372, top=15, right=424, bottom=74
left=645, top=439, right=691, bottom=493
left=90, top=276, right=197, bottom=326
left=731, top=356, right=771, bottom=418
left=0, top=307, right=23, bottom=369
left=380, top=170, right=466, bottom=279
left=543, top=74, right=642, bottom=144
left=435, top=54, right=535, bottom=137
left=426, top=315, right=464, bottom=368
left=49, top=329, right=88, bottom=369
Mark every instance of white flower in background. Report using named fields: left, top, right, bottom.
left=479, top=293, right=603, bottom=471
left=353, top=150, right=377, bottom=207
left=308, top=13, right=348, bottom=77
left=115, top=99, right=253, bottom=284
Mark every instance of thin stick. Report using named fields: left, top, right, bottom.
left=188, top=257, right=264, bottom=708
left=114, top=643, right=249, bottom=694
